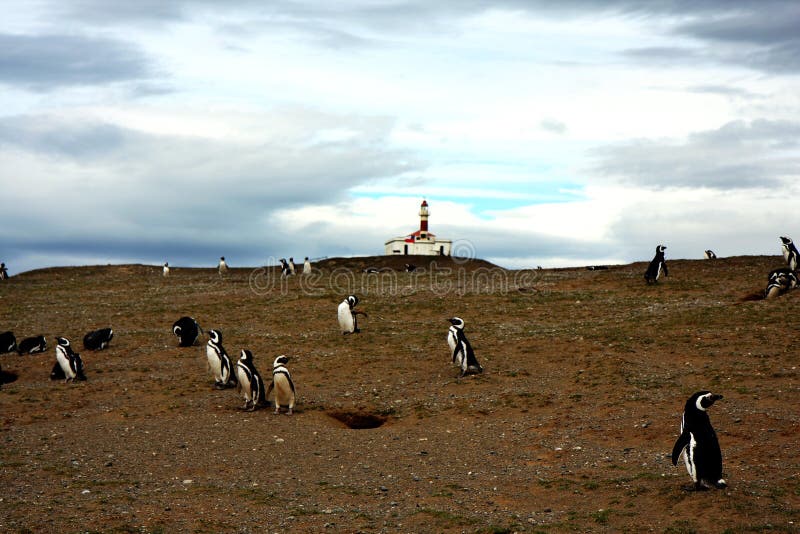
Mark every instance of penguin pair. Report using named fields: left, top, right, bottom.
left=780, top=236, right=799, bottom=271
left=337, top=295, right=367, bottom=334
left=644, top=245, right=668, bottom=284
left=266, top=355, right=296, bottom=415
left=447, top=317, right=483, bottom=376
left=206, top=329, right=238, bottom=389
left=172, top=317, right=202, bottom=347
left=83, top=328, right=114, bottom=350
left=50, top=337, right=86, bottom=383
left=764, top=267, right=797, bottom=299
left=672, top=391, right=726, bottom=491
left=18, top=335, right=47, bottom=354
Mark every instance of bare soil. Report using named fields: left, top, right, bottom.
left=0, top=255, right=798, bottom=533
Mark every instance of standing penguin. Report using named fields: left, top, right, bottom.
left=0, top=331, right=17, bottom=353
left=704, top=250, right=717, bottom=260
left=206, top=329, right=237, bottom=389
left=644, top=245, right=668, bottom=284
left=18, top=335, right=47, bottom=354
left=218, top=256, right=228, bottom=275
left=288, top=257, right=296, bottom=275
left=303, top=257, right=312, bottom=274
left=337, top=295, right=367, bottom=334
left=279, top=258, right=290, bottom=278
left=0, top=262, right=8, bottom=279
left=52, top=337, right=86, bottom=383
left=235, top=349, right=267, bottom=411
left=83, top=328, right=113, bottom=350
left=163, top=262, right=170, bottom=277
left=671, top=391, right=726, bottom=490
left=172, top=316, right=202, bottom=347
left=447, top=317, right=483, bottom=376
left=780, top=236, right=799, bottom=271
left=266, top=355, right=295, bottom=415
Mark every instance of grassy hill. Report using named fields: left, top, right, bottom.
left=0, top=255, right=797, bottom=532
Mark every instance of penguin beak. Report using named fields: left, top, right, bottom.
left=711, top=394, right=723, bottom=402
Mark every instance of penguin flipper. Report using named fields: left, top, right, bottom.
left=671, top=431, right=690, bottom=466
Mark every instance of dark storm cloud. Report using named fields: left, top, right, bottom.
left=0, top=33, right=155, bottom=90
left=590, top=120, right=800, bottom=190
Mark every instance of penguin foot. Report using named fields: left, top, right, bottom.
left=714, top=479, right=727, bottom=489
left=693, top=482, right=710, bottom=491
left=286, top=409, right=293, bottom=416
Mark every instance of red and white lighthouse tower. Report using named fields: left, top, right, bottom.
left=384, top=199, right=452, bottom=256
left=419, top=199, right=429, bottom=234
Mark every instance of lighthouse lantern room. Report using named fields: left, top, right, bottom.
left=384, top=199, right=452, bottom=256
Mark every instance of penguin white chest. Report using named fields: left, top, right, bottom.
left=207, top=345, right=223, bottom=380
left=683, top=433, right=698, bottom=482
left=337, top=301, right=354, bottom=333
left=56, top=347, right=75, bottom=379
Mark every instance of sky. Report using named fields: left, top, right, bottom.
left=2, top=1, right=800, bottom=273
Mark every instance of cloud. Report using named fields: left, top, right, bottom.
left=0, top=33, right=156, bottom=90
left=589, top=120, right=800, bottom=190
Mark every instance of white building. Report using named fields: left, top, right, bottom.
left=385, top=200, right=452, bottom=256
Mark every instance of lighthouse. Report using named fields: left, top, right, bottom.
left=384, top=199, right=452, bottom=256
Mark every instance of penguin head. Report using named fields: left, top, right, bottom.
left=273, top=355, right=290, bottom=368
left=289, top=257, right=294, bottom=261
left=657, top=245, right=666, bottom=253
left=347, top=295, right=359, bottom=308
left=56, top=337, right=70, bottom=347
left=305, top=257, right=309, bottom=261
left=780, top=236, right=793, bottom=245
left=688, top=391, right=723, bottom=411
left=208, top=329, right=222, bottom=344
left=240, top=349, right=253, bottom=362
left=449, top=317, right=465, bottom=329
left=164, top=262, right=169, bottom=267
left=220, top=256, right=225, bottom=261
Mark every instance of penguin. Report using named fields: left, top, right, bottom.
left=0, top=331, right=17, bottom=354
left=363, top=267, right=379, bottom=274
left=405, top=263, right=417, bottom=272
left=303, top=257, right=312, bottom=274
left=235, top=349, right=267, bottom=411
left=266, top=355, right=295, bottom=415
left=779, top=236, right=799, bottom=271
left=218, top=256, right=228, bottom=275
left=52, top=337, right=86, bottom=383
left=288, top=257, right=296, bottom=275
left=163, top=262, right=170, bottom=277
left=671, top=391, right=726, bottom=490
left=337, top=295, right=367, bottom=334
left=644, top=245, right=668, bottom=284
left=704, top=250, right=717, bottom=260
left=172, top=316, right=202, bottom=347
left=279, top=258, right=290, bottom=278
left=764, top=267, right=797, bottom=299
left=206, top=329, right=237, bottom=389
left=0, top=262, right=8, bottom=279
left=83, top=328, right=113, bottom=350
left=17, top=335, right=47, bottom=354
left=447, top=317, right=483, bottom=376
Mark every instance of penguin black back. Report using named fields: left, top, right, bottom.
left=671, top=391, right=726, bottom=490
left=18, top=335, right=47, bottom=354
left=83, top=328, right=114, bottom=350
left=0, top=331, right=17, bottom=354
left=172, top=317, right=201, bottom=347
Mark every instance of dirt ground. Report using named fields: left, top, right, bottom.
left=0, top=255, right=797, bottom=533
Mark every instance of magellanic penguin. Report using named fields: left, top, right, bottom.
left=83, top=328, right=113, bottom=351
left=704, top=250, right=717, bottom=260
left=279, top=258, right=290, bottom=278
left=0, top=331, right=17, bottom=354
left=447, top=317, right=483, bottom=377
left=0, top=262, right=8, bottom=279
left=671, top=391, right=726, bottom=490
left=206, top=329, right=237, bottom=389
left=780, top=236, right=799, bottom=271
left=644, top=245, right=669, bottom=284
left=303, top=257, right=312, bottom=274
left=337, top=295, right=367, bottom=334
left=163, top=262, right=170, bottom=277
left=765, top=267, right=797, bottom=299
left=52, top=337, right=86, bottom=383
left=235, top=349, right=267, bottom=411
left=288, top=257, right=296, bottom=275
left=266, top=355, right=296, bottom=415
left=172, top=316, right=202, bottom=347
left=218, top=256, right=228, bottom=276
left=18, top=335, right=47, bottom=354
